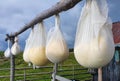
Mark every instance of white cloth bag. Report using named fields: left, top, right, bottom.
left=4, top=40, right=11, bottom=58
left=46, top=14, right=69, bottom=63
left=74, top=0, right=115, bottom=68
left=23, top=28, right=34, bottom=63
left=11, top=37, right=20, bottom=55
left=28, top=22, right=49, bottom=66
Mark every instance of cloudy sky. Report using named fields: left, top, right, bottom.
left=0, top=0, right=120, bottom=51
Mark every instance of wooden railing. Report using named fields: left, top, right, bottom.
left=0, top=64, right=92, bottom=81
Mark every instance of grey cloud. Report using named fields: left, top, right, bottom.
left=108, top=0, right=120, bottom=22
left=0, top=0, right=120, bottom=50
left=0, top=0, right=57, bottom=33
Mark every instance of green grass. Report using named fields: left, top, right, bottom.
left=0, top=52, right=92, bottom=81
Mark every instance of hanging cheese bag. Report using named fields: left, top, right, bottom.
left=28, top=22, right=49, bottom=66
left=46, top=14, right=69, bottom=63
left=4, top=40, right=11, bottom=58
left=23, top=28, right=34, bottom=63
left=11, top=37, right=21, bottom=55
left=74, top=0, right=115, bottom=68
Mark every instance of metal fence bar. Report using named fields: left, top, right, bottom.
left=56, top=75, right=71, bottom=81
left=52, top=63, right=58, bottom=81
left=58, top=68, right=87, bottom=72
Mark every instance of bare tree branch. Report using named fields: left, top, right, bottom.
left=6, top=0, right=81, bottom=40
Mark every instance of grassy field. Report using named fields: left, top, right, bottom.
left=0, top=51, right=92, bottom=81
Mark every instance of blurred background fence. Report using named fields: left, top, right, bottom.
left=0, top=51, right=92, bottom=81
left=0, top=64, right=92, bottom=81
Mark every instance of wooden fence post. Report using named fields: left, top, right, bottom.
left=10, top=38, right=15, bottom=81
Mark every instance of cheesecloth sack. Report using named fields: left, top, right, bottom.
left=74, top=0, right=115, bottom=68
left=46, top=14, right=69, bottom=63
left=23, top=28, right=34, bottom=63
left=4, top=40, right=11, bottom=58
left=28, top=22, right=49, bottom=66
left=11, top=37, right=21, bottom=55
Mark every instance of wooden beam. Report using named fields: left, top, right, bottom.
left=6, top=0, right=81, bottom=40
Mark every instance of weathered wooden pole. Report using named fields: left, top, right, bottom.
left=10, top=37, right=15, bottom=81
left=6, top=34, right=15, bottom=81
left=10, top=52, right=15, bottom=81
